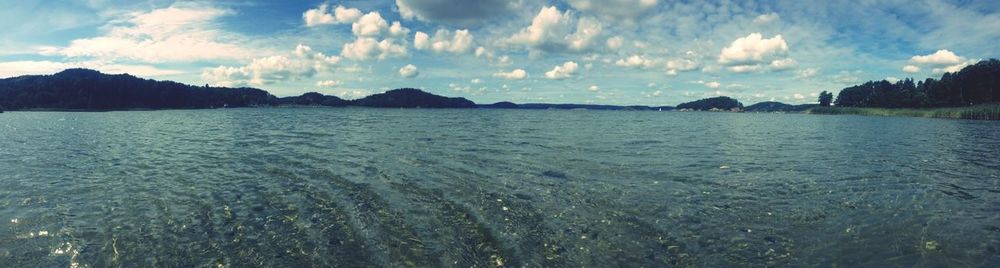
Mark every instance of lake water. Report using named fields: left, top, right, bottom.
left=1, top=108, right=998, bottom=267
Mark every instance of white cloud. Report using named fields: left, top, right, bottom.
left=665, top=59, right=699, bottom=75
left=395, top=0, right=520, bottom=26
left=334, top=6, right=363, bottom=23
left=414, top=29, right=474, bottom=54
left=728, top=65, right=764, bottom=73
left=615, top=54, right=658, bottom=69
left=471, top=78, right=482, bottom=84
left=54, top=4, right=256, bottom=63
left=795, top=67, right=818, bottom=79
left=793, top=93, right=805, bottom=100
left=508, top=6, right=604, bottom=53
left=606, top=36, right=624, bottom=50
left=202, top=44, right=340, bottom=87
left=753, top=13, right=780, bottom=24
left=885, top=76, right=900, bottom=83
left=588, top=85, right=599, bottom=92
left=768, top=58, right=796, bottom=70
left=718, top=33, right=793, bottom=73
left=316, top=80, right=342, bottom=87
left=906, top=49, right=976, bottom=74
left=910, top=49, right=963, bottom=65
left=341, top=38, right=379, bottom=60
left=493, top=69, right=527, bottom=80
left=389, top=21, right=410, bottom=38
left=352, top=12, right=390, bottom=37
left=331, top=11, right=409, bottom=62
left=303, top=4, right=363, bottom=27
left=704, top=81, right=721, bottom=89
left=544, top=61, right=579, bottom=79
left=399, top=64, right=419, bottom=78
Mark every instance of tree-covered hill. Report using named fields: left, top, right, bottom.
left=835, top=59, right=1000, bottom=108
left=0, top=69, right=276, bottom=110
left=676, top=96, right=743, bottom=111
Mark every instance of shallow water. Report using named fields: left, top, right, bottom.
left=1, top=108, right=998, bottom=267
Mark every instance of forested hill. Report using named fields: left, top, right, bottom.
left=676, top=96, right=744, bottom=111
left=0, top=69, right=276, bottom=110
left=0, top=69, right=474, bottom=110
left=835, top=59, right=1000, bottom=108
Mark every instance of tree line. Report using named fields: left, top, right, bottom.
left=832, top=59, right=1000, bottom=108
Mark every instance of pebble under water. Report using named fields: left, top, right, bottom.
left=1, top=108, right=999, bottom=267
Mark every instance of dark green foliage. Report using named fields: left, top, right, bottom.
left=744, top=101, right=817, bottom=112
left=351, top=88, right=476, bottom=108
left=277, top=92, right=349, bottom=106
left=0, top=69, right=276, bottom=110
left=834, top=59, right=1000, bottom=108
left=818, top=91, right=833, bottom=106
left=675, top=96, right=743, bottom=111
left=808, top=103, right=1000, bottom=120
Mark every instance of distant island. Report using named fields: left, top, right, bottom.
left=3, top=59, right=999, bottom=120
left=676, top=96, right=743, bottom=112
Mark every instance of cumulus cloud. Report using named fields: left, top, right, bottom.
left=565, top=0, right=659, bottom=21
left=508, top=6, right=604, bottom=53
left=338, top=11, right=410, bottom=61
left=719, top=33, right=789, bottom=64
left=202, top=44, right=340, bottom=87
left=413, top=29, right=473, bottom=54
left=395, top=0, right=521, bottom=26
left=615, top=54, right=658, bottom=69
left=54, top=4, right=257, bottom=63
left=906, top=49, right=976, bottom=74
left=544, top=61, right=579, bottom=79
left=910, top=49, right=963, bottom=65
left=399, top=64, right=419, bottom=78
left=303, top=4, right=362, bottom=27
left=341, top=38, right=408, bottom=60
left=665, top=59, right=699, bottom=75
left=493, top=69, right=527, bottom=80
left=352, top=12, right=390, bottom=37
left=703, top=81, right=721, bottom=89
left=316, top=80, right=341, bottom=87
left=606, top=36, right=624, bottom=50
left=795, top=67, right=818, bottom=79
left=718, top=33, right=793, bottom=73
left=753, top=13, right=780, bottom=24
left=588, top=85, right=599, bottom=92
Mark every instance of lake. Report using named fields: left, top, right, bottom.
left=1, top=108, right=998, bottom=267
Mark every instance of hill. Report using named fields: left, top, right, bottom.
left=277, top=92, right=349, bottom=107
left=676, top=96, right=743, bottom=111
left=0, top=69, right=276, bottom=110
left=744, top=101, right=817, bottom=112
left=351, top=88, right=476, bottom=108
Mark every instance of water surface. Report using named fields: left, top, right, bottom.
left=1, top=108, right=998, bottom=267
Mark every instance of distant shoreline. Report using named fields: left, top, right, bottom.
left=806, top=103, right=1000, bottom=120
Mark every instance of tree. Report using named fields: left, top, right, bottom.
left=818, top=91, right=833, bottom=106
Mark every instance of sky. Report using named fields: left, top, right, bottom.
left=0, top=0, right=998, bottom=105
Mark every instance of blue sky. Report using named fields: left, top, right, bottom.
left=1, top=0, right=998, bottom=105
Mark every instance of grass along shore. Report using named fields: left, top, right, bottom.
left=806, top=103, right=1000, bottom=120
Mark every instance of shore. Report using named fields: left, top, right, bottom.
left=806, top=103, right=1000, bottom=120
